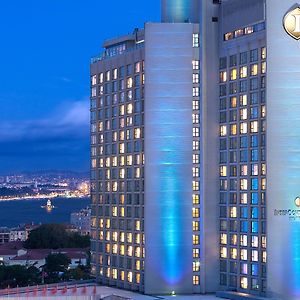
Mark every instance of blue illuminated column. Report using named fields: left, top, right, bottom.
left=267, top=1, right=300, bottom=299
left=144, top=23, right=195, bottom=294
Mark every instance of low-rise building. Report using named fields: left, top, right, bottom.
left=0, top=242, right=88, bottom=269
left=0, top=227, right=10, bottom=244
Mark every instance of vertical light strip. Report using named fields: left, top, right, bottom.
left=144, top=23, right=194, bottom=294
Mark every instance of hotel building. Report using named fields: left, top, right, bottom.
left=90, top=1, right=300, bottom=299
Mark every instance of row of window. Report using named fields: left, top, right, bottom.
left=91, top=62, right=144, bottom=86
left=223, top=22, right=265, bottom=41
left=220, top=62, right=266, bottom=82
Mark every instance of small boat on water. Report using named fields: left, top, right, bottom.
left=41, top=199, right=56, bottom=211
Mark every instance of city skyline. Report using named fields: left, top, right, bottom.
left=0, top=0, right=160, bottom=174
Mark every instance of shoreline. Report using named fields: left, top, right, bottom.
left=0, top=194, right=90, bottom=202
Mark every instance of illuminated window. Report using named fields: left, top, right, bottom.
left=193, top=181, right=200, bottom=191
left=250, top=121, right=258, bottom=133
left=220, top=247, right=227, bottom=258
left=193, top=100, right=199, bottom=110
left=193, top=167, right=199, bottom=178
left=240, top=94, right=247, bottom=106
left=193, top=114, right=200, bottom=124
left=220, top=233, right=227, bottom=245
left=241, top=277, right=248, bottom=289
left=193, top=194, right=200, bottom=205
left=220, top=166, right=227, bottom=177
left=230, top=207, right=237, bottom=218
left=128, top=272, right=133, bottom=283
left=193, top=127, right=200, bottom=137
left=193, top=73, right=200, bottom=84
left=230, top=248, right=238, bottom=259
left=192, top=60, right=200, bottom=70
left=193, top=154, right=200, bottom=164
left=119, top=143, right=125, bottom=154
left=240, top=193, right=248, bottom=204
left=220, top=71, right=227, bottom=82
left=193, top=261, right=200, bottom=272
left=261, top=62, right=266, bottom=74
left=230, top=97, right=237, bottom=108
left=241, top=249, right=248, bottom=261
left=252, top=250, right=259, bottom=262
left=112, top=206, right=118, bottom=217
left=230, top=69, right=237, bottom=80
left=106, top=70, right=111, bottom=81
left=99, top=72, right=104, bottom=83
left=240, top=66, right=248, bottom=78
left=240, top=123, right=247, bottom=134
left=220, top=125, right=227, bottom=136
left=252, top=236, right=259, bottom=248
left=193, top=275, right=200, bottom=285
left=135, top=220, right=141, bottom=231
left=193, top=221, right=200, bottom=231
left=193, top=140, right=200, bottom=151
left=127, top=77, right=133, bottom=88
left=240, top=179, right=248, bottom=190
left=135, top=62, right=141, bottom=73
left=240, top=108, right=247, bottom=120
left=127, top=103, right=133, bottom=114
left=193, top=235, right=200, bottom=245
left=193, top=87, right=200, bottom=97
left=230, top=124, right=237, bottom=136
left=261, top=47, right=267, bottom=60
left=251, top=64, right=258, bottom=76
left=91, top=75, right=97, bottom=86
left=193, top=248, right=200, bottom=258
left=193, top=208, right=200, bottom=218
left=240, top=235, right=248, bottom=247
left=193, top=33, right=200, bottom=47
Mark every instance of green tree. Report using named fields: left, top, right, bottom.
left=24, top=224, right=90, bottom=249
left=0, top=265, right=40, bottom=289
left=45, top=253, right=70, bottom=273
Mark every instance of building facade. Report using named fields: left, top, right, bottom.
left=91, top=1, right=300, bottom=299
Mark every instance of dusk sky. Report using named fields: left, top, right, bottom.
left=0, top=0, right=160, bottom=174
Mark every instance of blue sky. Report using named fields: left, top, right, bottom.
left=0, top=0, right=160, bottom=174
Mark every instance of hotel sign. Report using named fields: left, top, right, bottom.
left=283, top=5, right=300, bottom=40
left=274, top=197, right=300, bottom=221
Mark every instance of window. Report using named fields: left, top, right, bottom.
left=230, top=69, right=237, bottom=80
left=193, top=275, right=200, bottom=285
left=250, top=49, right=258, bottom=62
left=240, top=66, right=248, bottom=78
left=193, top=33, right=200, bottom=47
left=241, top=277, right=248, bottom=289
left=193, top=60, right=200, bottom=70
left=240, top=52, right=248, bottom=64
left=220, top=71, right=227, bottom=82
left=193, top=73, right=200, bottom=84
left=193, top=87, right=200, bottom=97
left=91, top=75, right=97, bottom=86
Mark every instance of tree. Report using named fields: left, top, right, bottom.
left=0, top=265, right=40, bottom=288
left=24, top=224, right=90, bottom=249
left=45, top=253, right=70, bottom=273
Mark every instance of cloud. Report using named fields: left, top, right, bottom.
left=0, top=99, right=91, bottom=173
left=0, top=99, right=90, bottom=142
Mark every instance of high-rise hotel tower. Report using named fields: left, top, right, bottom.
left=90, top=1, right=300, bottom=299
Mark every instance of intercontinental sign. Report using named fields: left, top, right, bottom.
left=283, top=4, right=300, bottom=40
left=274, top=197, right=300, bottom=221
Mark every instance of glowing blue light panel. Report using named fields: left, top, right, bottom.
left=144, top=23, right=194, bottom=294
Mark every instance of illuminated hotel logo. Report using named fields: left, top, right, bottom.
left=283, top=5, right=300, bottom=40
left=295, top=197, right=300, bottom=207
